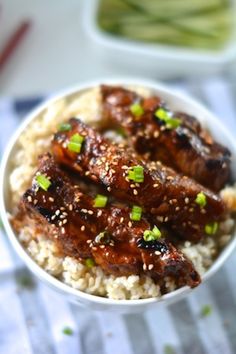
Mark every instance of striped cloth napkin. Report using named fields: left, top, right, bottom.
left=0, top=77, right=236, bottom=354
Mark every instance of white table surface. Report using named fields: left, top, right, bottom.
left=0, top=0, right=144, bottom=97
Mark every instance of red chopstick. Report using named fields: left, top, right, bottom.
left=0, top=20, right=31, bottom=71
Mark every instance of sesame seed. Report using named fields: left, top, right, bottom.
left=148, top=264, right=154, bottom=270
left=120, top=217, right=124, bottom=223
left=49, top=197, right=54, bottom=202
left=107, top=187, right=111, bottom=192
left=62, top=219, right=67, bottom=224
left=155, top=251, right=161, bottom=255
left=154, top=131, right=159, bottom=138
left=133, top=189, right=138, bottom=195
left=61, top=227, right=65, bottom=234
left=58, top=221, right=62, bottom=227
left=85, top=171, right=90, bottom=176
left=143, top=264, right=147, bottom=271
left=33, top=199, right=38, bottom=205
left=86, top=239, right=92, bottom=243
left=88, top=210, right=94, bottom=215
left=97, top=210, right=102, bottom=217
left=55, top=210, right=60, bottom=216
left=128, top=221, right=132, bottom=228
left=81, top=208, right=87, bottom=213
left=100, top=245, right=105, bottom=249
left=81, top=225, right=85, bottom=231
left=185, top=197, right=190, bottom=204
left=175, top=207, right=180, bottom=211
left=153, top=184, right=159, bottom=188
left=51, top=215, right=56, bottom=221
left=27, top=196, right=32, bottom=202
left=92, top=247, right=97, bottom=251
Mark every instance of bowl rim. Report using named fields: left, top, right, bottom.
left=1, top=76, right=236, bottom=308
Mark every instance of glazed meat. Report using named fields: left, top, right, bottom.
left=101, top=85, right=231, bottom=191
left=19, top=154, right=200, bottom=288
left=52, top=118, right=226, bottom=242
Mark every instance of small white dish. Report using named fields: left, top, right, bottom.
left=83, top=0, right=236, bottom=78
left=1, top=78, right=236, bottom=314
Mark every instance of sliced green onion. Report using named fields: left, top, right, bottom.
left=166, top=117, right=181, bottom=129
left=155, top=107, right=181, bottom=129
left=200, top=304, right=212, bottom=317
left=195, top=192, right=207, bottom=208
left=127, top=165, right=144, bottom=183
left=62, top=327, right=74, bottom=335
left=152, top=225, right=162, bottom=238
left=17, top=274, right=35, bottom=289
left=205, top=222, right=218, bottom=235
left=130, top=205, right=142, bottom=221
left=68, top=133, right=84, bottom=153
left=59, top=123, right=71, bottom=132
left=164, top=344, right=176, bottom=354
left=36, top=174, right=51, bottom=191
left=130, top=103, right=144, bottom=117
left=93, top=194, right=108, bottom=208
left=143, top=226, right=162, bottom=242
left=155, top=108, right=170, bottom=120
left=85, top=258, right=95, bottom=268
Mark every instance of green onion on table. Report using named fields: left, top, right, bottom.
left=97, top=0, right=233, bottom=49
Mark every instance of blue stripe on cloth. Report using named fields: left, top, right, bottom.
left=13, top=96, right=45, bottom=117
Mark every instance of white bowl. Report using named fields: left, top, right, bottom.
left=83, top=0, right=236, bottom=78
left=1, top=78, right=236, bottom=314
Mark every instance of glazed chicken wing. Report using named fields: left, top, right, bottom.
left=101, top=85, right=231, bottom=191
left=52, top=118, right=226, bottom=242
left=18, top=154, right=200, bottom=289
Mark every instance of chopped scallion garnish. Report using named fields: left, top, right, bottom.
left=143, top=226, right=162, bottom=242
left=130, top=103, right=144, bottom=117
left=68, top=133, right=84, bottom=153
left=93, top=194, right=108, bottom=208
left=85, top=258, right=95, bottom=268
left=36, top=174, right=51, bottom=191
left=62, top=327, right=74, bottom=335
left=59, top=123, right=71, bottom=132
left=164, top=344, right=176, bottom=354
left=195, top=192, right=207, bottom=208
left=17, top=274, right=35, bottom=289
left=155, top=108, right=170, bottom=120
left=127, top=165, right=144, bottom=183
left=155, top=107, right=181, bottom=129
left=200, top=304, right=212, bottom=317
left=205, top=222, right=218, bottom=235
left=130, top=205, right=142, bottom=221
